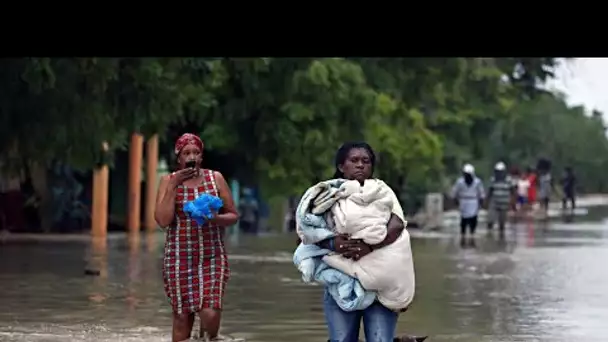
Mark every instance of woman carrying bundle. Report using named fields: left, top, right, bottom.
left=294, top=142, right=422, bottom=342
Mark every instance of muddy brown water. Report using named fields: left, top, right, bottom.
left=1, top=213, right=608, bottom=341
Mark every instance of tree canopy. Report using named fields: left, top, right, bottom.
left=1, top=57, right=606, bottom=212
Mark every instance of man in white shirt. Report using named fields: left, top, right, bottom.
left=451, top=164, right=485, bottom=242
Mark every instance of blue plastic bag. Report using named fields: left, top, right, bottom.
left=183, top=193, right=224, bottom=226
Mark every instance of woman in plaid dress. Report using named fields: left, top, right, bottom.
left=155, top=133, right=239, bottom=342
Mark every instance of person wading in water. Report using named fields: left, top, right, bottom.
left=561, top=166, right=576, bottom=212
left=537, top=160, right=554, bottom=219
left=309, top=142, right=421, bottom=342
left=154, top=133, right=240, bottom=342
left=486, top=161, right=515, bottom=237
left=451, top=164, right=485, bottom=246
left=526, top=166, right=538, bottom=214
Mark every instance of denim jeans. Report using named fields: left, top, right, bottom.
left=323, top=289, right=398, bottom=342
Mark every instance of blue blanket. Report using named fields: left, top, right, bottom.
left=292, top=179, right=377, bottom=311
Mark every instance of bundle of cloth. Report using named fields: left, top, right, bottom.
left=293, top=178, right=416, bottom=312
left=183, top=193, right=224, bottom=225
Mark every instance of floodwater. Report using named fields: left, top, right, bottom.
left=2, top=211, right=608, bottom=341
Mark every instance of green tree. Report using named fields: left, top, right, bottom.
left=6, top=57, right=606, bottom=230
left=491, top=93, right=608, bottom=192
left=0, top=57, right=223, bottom=172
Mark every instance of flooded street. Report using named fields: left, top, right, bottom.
left=2, top=211, right=608, bottom=341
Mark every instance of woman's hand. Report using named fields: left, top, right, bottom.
left=333, top=234, right=359, bottom=254
left=206, top=171, right=240, bottom=226
left=169, top=168, right=197, bottom=187
left=343, top=239, right=373, bottom=260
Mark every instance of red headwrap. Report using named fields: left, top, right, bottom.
left=174, top=133, right=204, bottom=155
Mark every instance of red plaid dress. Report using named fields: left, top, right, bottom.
left=163, top=169, right=230, bottom=314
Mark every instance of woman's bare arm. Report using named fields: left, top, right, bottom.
left=210, top=171, right=240, bottom=226
left=371, top=185, right=406, bottom=249
left=154, top=175, right=176, bottom=228
left=345, top=186, right=406, bottom=258
left=369, top=213, right=404, bottom=250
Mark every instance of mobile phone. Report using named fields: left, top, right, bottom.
left=185, top=160, right=196, bottom=169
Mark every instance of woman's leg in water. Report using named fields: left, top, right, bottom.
left=362, top=301, right=398, bottom=342
left=324, top=289, right=361, bottom=342
left=199, top=308, right=222, bottom=339
left=172, top=312, right=195, bottom=342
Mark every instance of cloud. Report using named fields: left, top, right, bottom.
left=547, top=58, right=608, bottom=118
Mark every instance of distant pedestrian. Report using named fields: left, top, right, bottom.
left=535, top=158, right=554, bottom=218
left=526, top=166, right=538, bottom=211
left=451, top=164, right=485, bottom=242
left=561, top=166, right=576, bottom=211
left=537, top=168, right=554, bottom=217
left=487, top=162, right=515, bottom=235
left=239, top=187, right=259, bottom=234
left=516, top=169, right=530, bottom=213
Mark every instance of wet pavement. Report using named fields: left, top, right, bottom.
left=1, top=211, right=608, bottom=341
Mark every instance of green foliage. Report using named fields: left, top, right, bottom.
left=0, top=57, right=217, bottom=172
left=486, top=93, right=608, bottom=192
left=2, top=57, right=606, bottom=213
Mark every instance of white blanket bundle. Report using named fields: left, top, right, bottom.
left=322, top=179, right=416, bottom=311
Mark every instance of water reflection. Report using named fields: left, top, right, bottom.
left=1, top=214, right=608, bottom=341
left=86, top=237, right=108, bottom=305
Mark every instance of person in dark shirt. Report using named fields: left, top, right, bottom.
left=561, top=166, right=576, bottom=211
